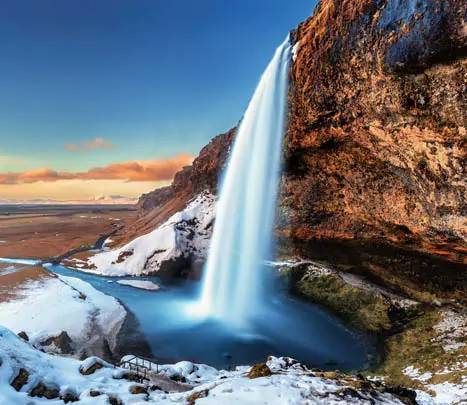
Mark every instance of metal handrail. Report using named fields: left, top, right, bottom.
left=119, top=355, right=160, bottom=382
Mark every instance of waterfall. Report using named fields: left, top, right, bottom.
left=198, top=37, right=291, bottom=328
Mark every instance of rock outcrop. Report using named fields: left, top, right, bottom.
left=282, top=0, right=467, bottom=301
left=87, top=193, right=215, bottom=278
left=113, top=128, right=236, bottom=247
left=118, top=0, right=466, bottom=301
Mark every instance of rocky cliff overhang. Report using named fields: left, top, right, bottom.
left=118, top=0, right=466, bottom=300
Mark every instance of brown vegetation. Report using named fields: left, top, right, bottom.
left=0, top=207, right=135, bottom=260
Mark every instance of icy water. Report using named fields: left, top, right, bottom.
left=199, top=38, right=291, bottom=327
left=47, top=264, right=373, bottom=371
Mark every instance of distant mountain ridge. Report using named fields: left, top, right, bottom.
left=0, top=195, right=137, bottom=205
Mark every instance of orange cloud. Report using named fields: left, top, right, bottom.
left=65, top=137, right=115, bottom=152
left=0, top=154, right=194, bottom=184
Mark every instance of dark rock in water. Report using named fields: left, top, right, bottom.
left=11, top=368, right=29, bottom=391
left=89, top=390, right=102, bottom=397
left=17, top=331, right=29, bottom=341
left=112, top=307, right=153, bottom=361
left=40, top=331, right=73, bottom=354
left=247, top=363, right=272, bottom=379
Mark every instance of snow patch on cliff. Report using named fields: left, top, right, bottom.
left=292, top=41, right=301, bottom=61
left=86, top=192, right=215, bottom=277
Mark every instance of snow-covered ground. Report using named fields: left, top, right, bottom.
left=116, top=280, right=161, bottom=291
left=405, top=365, right=467, bottom=405
left=403, top=310, right=467, bottom=404
left=85, top=192, right=215, bottom=277
left=1, top=326, right=423, bottom=404
left=0, top=272, right=126, bottom=357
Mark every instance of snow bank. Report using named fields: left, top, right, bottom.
left=0, top=273, right=126, bottom=355
left=117, top=279, right=161, bottom=290
left=0, top=329, right=442, bottom=404
left=86, top=192, right=215, bottom=277
left=0, top=326, right=145, bottom=405
left=0, top=341, right=413, bottom=405
left=121, top=356, right=220, bottom=384
left=58, top=275, right=127, bottom=352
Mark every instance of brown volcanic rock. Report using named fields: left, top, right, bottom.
left=137, top=127, right=236, bottom=212
left=283, top=0, right=467, bottom=298
left=115, top=128, right=236, bottom=246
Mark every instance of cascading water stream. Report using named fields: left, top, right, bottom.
left=197, top=37, right=291, bottom=328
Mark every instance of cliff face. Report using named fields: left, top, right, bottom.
left=127, top=0, right=466, bottom=298
left=280, top=0, right=467, bottom=300
left=115, top=128, right=235, bottom=245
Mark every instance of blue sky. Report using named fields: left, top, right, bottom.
left=0, top=0, right=316, bottom=199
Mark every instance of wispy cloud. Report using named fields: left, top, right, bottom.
left=0, top=153, right=194, bottom=184
left=65, top=137, right=115, bottom=152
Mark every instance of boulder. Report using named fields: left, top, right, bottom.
left=383, top=386, right=418, bottom=405
left=187, top=389, right=209, bottom=405
left=61, top=391, right=79, bottom=403
left=130, top=385, right=148, bottom=395
left=247, top=363, right=272, bottom=379
left=120, top=372, right=141, bottom=382
left=11, top=368, right=29, bottom=391
left=17, top=331, right=29, bottom=341
left=79, top=358, right=106, bottom=375
left=30, top=382, right=60, bottom=399
left=40, top=331, right=74, bottom=354
left=108, top=396, right=123, bottom=405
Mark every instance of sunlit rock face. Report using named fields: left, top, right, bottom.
left=283, top=0, right=467, bottom=299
